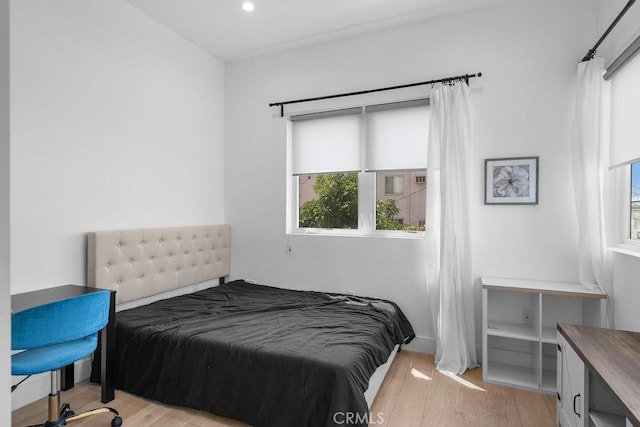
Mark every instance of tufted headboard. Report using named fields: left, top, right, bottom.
left=87, top=225, right=230, bottom=306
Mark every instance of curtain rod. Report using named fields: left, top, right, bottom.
left=581, top=0, right=637, bottom=62
left=269, top=72, right=482, bottom=117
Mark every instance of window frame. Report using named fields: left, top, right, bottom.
left=605, top=38, right=640, bottom=256
left=611, top=163, right=640, bottom=256
left=289, top=170, right=426, bottom=239
left=628, top=161, right=640, bottom=242
left=286, top=100, right=428, bottom=239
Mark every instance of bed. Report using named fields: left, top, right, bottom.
left=87, top=225, right=414, bottom=426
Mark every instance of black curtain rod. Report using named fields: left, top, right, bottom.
left=269, top=72, right=482, bottom=117
left=581, top=0, right=637, bottom=62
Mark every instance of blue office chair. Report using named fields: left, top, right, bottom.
left=12, top=290, right=122, bottom=427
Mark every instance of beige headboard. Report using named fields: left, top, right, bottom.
left=87, top=225, right=230, bottom=305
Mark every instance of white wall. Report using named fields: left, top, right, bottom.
left=1, top=0, right=11, bottom=421
left=10, top=0, right=226, bottom=295
left=10, top=0, right=225, bottom=409
left=597, top=0, right=640, bottom=332
left=226, top=0, right=597, bottom=352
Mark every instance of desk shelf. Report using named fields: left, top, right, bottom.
left=589, top=411, right=627, bottom=427
left=481, top=277, right=606, bottom=394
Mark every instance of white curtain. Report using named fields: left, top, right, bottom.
left=426, top=82, right=477, bottom=374
left=570, top=57, right=614, bottom=327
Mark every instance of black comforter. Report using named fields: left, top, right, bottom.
left=113, top=280, right=414, bottom=426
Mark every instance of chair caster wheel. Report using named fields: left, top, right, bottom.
left=111, top=416, right=123, bottom=426
left=60, top=403, right=74, bottom=417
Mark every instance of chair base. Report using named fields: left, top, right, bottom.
left=22, top=393, right=122, bottom=427
left=64, top=405, right=122, bottom=426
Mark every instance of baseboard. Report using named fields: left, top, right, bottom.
left=402, top=337, right=484, bottom=368
left=11, top=357, right=92, bottom=411
left=403, top=335, right=435, bottom=354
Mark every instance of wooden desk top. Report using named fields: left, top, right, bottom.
left=558, top=323, right=640, bottom=426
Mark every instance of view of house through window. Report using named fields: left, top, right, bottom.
left=632, top=161, right=639, bottom=240
left=298, top=170, right=426, bottom=231
left=376, top=171, right=426, bottom=230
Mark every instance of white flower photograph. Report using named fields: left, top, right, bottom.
left=485, top=157, right=538, bottom=204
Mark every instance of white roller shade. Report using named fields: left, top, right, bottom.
left=365, top=104, right=429, bottom=171
left=610, top=51, right=640, bottom=168
left=291, top=113, right=361, bottom=175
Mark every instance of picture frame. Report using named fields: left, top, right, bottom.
left=484, top=156, right=538, bottom=205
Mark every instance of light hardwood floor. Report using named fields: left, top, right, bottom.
left=12, top=350, right=556, bottom=426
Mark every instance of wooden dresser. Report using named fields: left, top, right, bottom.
left=557, top=323, right=640, bottom=426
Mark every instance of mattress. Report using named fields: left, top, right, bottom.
left=113, top=280, right=414, bottom=426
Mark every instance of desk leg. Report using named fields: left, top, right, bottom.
left=60, top=364, right=74, bottom=391
left=100, top=291, right=116, bottom=403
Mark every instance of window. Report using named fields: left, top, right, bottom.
left=608, top=47, right=640, bottom=247
left=376, top=171, right=426, bottom=231
left=632, top=161, right=640, bottom=240
left=384, top=176, right=404, bottom=195
left=416, top=175, right=426, bottom=184
left=288, top=100, right=428, bottom=236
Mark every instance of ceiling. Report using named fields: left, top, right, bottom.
left=124, top=0, right=511, bottom=62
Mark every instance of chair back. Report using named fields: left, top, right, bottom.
left=12, top=290, right=110, bottom=350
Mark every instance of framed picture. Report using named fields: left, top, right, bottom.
left=485, top=156, right=538, bottom=205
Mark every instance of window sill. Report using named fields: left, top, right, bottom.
left=609, top=244, right=640, bottom=259
left=289, top=230, right=425, bottom=240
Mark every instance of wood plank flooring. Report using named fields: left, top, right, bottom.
left=12, top=351, right=556, bottom=426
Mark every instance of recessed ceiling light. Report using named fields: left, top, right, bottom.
left=242, top=2, right=255, bottom=12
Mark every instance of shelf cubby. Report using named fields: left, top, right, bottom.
left=481, top=277, right=606, bottom=394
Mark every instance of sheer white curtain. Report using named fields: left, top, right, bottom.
left=570, top=57, right=614, bottom=327
left=426, top=82, right=477, bottom=374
